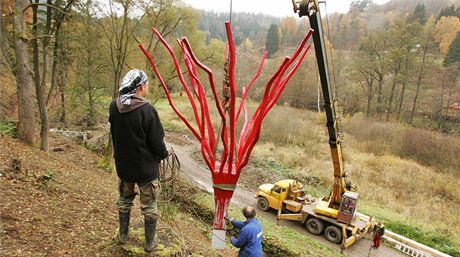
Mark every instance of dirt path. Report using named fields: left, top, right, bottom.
left=167, top=138, right=406, bottom=257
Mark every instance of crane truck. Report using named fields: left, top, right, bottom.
left=255, top=0, right=377, bottom=249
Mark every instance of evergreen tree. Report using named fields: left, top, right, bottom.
left=437, top=4, right=460, bottom=20
left=409, top=3, right=427, bottom=25
left=350, top=0, right=373, bottom=12
left=444, top=31, right=460, bottom=66
left=266, top=24, right=279, bottom=58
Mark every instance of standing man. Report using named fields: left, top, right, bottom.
left=372, top=221, right=385, bottom=248
left=109, top=69, right=168, bottom=253
left=226, top=206, right=263, bottom=257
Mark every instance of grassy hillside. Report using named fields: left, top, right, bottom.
left=155, top=96, right=460, bottom=256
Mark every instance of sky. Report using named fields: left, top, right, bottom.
left=183, top=0, right=391, bottom=17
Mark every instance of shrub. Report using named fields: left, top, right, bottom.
left=0, top=121, right=17, bottom=137
left=393, top=128, right=460, bottom=173
left=344, top=115, right=460, bottom=174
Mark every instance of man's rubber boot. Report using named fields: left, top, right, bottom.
left=117, top=211, right=130, bottom=244
left=144, top=216, right=158, bottom=253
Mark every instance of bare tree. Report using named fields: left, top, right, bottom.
left=76, top=0, right=107, bottom=126
left=27, top=0, right=75, bottom=151
left=98, top=0, right=149, bottom=98
left=409, top=17, right=436, bottom=124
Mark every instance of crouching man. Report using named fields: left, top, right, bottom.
left=226, top=206, right=263, bottom=257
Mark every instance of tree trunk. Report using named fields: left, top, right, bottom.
left=366, top=78, right=374, bottom=117
left=13, top=0, right=36, bottom=144
left=410, top=44, right=428, bottom=124
left=32, top=0, right=49, bottom=152
left=56, top=67, right=67, bottom=127
left=47, top=23, right=62, bottom=106
left=59, top=79, right=66, bottom=126
left=87, top=46, right=95, bottom=126
left=386, top=73, right=398, bottom=121
left=397, top=56, right=411, bottom=120
left=376, top=74, right=384, bottom=114
left=397, top=81, right=406, bottom=119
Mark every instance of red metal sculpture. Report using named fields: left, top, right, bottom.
left=139, top=22, right=313, bottom=248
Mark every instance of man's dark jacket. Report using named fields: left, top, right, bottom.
left=109, top=96, right=168, bottom=183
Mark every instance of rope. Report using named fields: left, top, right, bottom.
left=159, top=147, right=228, bottom=242
left=177, top=181, right=229, bottom=242
left=159, top=147, right=180, bottom=201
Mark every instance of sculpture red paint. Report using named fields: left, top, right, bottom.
left=139, top=22, right=313, bottom=248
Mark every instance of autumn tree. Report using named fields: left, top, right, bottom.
left=29, top=0, right=75, bottom=151
left=409, top=16, right=437, bottom=124
left=432, top=16, right=460, bottom=56
left=141, top=1, right=194, bottom=78
left=98, top=0, right=151, bottom=99
left=280, top=17, right=297, bottom=46
left=74, top=0, right=108, bottom=126
left=349, top=30, right=389, bottom=116
left=266, top=24, right=279, bottom=58
left=444, top=31, right=460, bottom=66
left=385, top=18, right=420, bottom=120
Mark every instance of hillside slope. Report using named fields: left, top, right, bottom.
left=0, top=135, right=238, bottom=256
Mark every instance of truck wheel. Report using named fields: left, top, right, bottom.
left=257, top=197, right=269, bottom=211
left=305, top=218, right=324, bottom=235
left=324, top=225, right=342, bottom=244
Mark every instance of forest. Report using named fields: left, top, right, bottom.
left=1, top=0, right=460, bottom=256
left=1, top=0, right=459, bottom=143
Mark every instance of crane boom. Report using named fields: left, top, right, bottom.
left=292, top=0, right=346, bottom=209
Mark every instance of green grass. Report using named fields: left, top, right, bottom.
left=385, top=221, right=460, bottom=257
left=359, top=202, right=460, bottom=257
left=252, top=158, right=296, bottom=176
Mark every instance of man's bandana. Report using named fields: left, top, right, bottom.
left=119, top=69, right=148, bottom=105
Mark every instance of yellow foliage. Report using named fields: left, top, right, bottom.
left=241, top=38, right=253, bottom=50
left=432, top=16, right=460, bottom=56
left=280, top=16, right=297, bottom=39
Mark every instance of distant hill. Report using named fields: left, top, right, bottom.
left=380, top=0, right=456, bottom=15
left=196, top=0, right=459, bottom=47
left=198, top=10, right=280, bottom=44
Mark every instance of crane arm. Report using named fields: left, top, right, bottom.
left=292, top=0, right=346, bottom=209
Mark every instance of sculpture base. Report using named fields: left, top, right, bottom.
left=211, top=229, right=226, bottom=249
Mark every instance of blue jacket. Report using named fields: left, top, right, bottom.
left=230, top=218, right=263, bottom=257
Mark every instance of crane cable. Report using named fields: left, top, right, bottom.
left=322, top=1, right=343, bottom=136
left=323, top=1, right=338, bottom=100
left=229, top=0, right=233, bottom=23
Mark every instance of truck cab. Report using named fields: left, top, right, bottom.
left=255, top=179, right=305, bottom=213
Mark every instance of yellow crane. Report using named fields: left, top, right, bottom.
left=254, top=0, right=376, bottom=249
